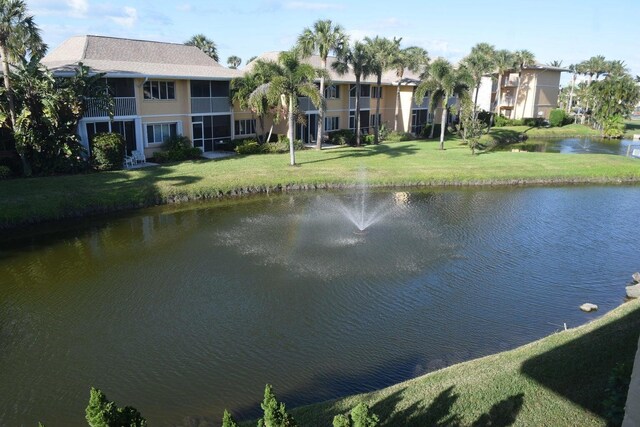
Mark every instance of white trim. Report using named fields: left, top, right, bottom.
left=144, top=121, right=179, bottom=146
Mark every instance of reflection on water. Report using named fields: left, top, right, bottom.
left=507, top=137, right=634, bottom=155
left=1, top=187, right=640, bottom=426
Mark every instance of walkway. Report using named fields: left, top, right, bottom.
left=201, top=151, right=237, bottom=160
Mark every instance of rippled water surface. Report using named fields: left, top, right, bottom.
left=1, top=186, right=639, bottom=426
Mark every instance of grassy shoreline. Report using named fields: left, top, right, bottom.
left=287, top=299, right=640, bottom=426
left=2, top=137, right=640, bottom=230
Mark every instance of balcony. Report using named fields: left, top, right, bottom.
left=85, top=97, right=136, bottom=118
left=502, top=78, right=519, bottom=88
left=298, top=97, right=317, bottom=112
left=412, top=97, right=429, bottom=109
left=349, top=97, right=370, bottom=110
left=191, top=97, right=231, bottom=114
left=500, top=97, right=515, bottom=108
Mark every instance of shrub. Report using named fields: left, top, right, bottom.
left=0, top=165, right=11, bottom=179
left=154, top=135, right=202, bottom=162
left=328, top=129, right=355, bottom=146
left=477, top=110, right=492, bottom=126
left=549, top=109, right=567, bottom=127
left=362, top=134, right=375, bottom=145
left=385, top=131, right=414, bottom=142
left=91, top=133, right=124, bottom=171
left=523, top=117, right=545, bottom=127
left=86, top=387, right=146, bottom=427
left=603, top=115, right=625, bottom=139
left=234, top=140, right=264, bottom=155
left=378, top=123, right=390, bottom=142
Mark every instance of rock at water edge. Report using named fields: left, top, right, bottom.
left=627, top=284, right=640, bottom=299
left=580, top=303, right=598, bottom=312
left=632, top=272, right=640, bottom=283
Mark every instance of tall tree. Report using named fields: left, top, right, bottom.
left=297, top=19, right=347, bottom=150
left=333, top=41, right=372, bottom=147
left=606, top=60, right=628, bottom=78
left=547, top=60, right=563, bottom=67
left=493, top=49, right=516, bottom=120
left=227, top=55, right=241, bottom=69
left=184, top=34, right=218, bottom=61
left=257, top=384, right=296, bottom=427
left=512, top=49, right=535, bottom=118
left=0, top=0, right=46, bottom=173
left=462, top=42, right=496, bottom=118
left=264, top=50, right=324, bottom=166
left=566, top=63, right=578, bottom=113
left=415, top=58, right=472, bottom=149
left=392, top=46, right=429, bottom=131
left=85, top=387, right=146, bottom=427
left=365, top=36, right=400, bottom=144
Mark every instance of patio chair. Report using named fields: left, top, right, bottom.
left=131, top=150, right=146, bottom=164
left=123, top=155, right=135, bottom=168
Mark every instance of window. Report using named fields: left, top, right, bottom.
left=143, top=81, right=175, bottom=100
left=324, top=116, right=339, bottom=131
left=370, top=114, right=382, bottom=127
left=324, top=85, right=340, bottom=99
left=105, top=78, right=135, bottom=97
left=190, top=80, right=229, bottom=97
left=235, top=119, right=256, bottom=136
left=146, top=123, right=177, bottom=144
left=349, top=84, right=370, bottom=97
left=349, top=111, right=355, bottom=129
left=371, top=86, right=383, bottom=99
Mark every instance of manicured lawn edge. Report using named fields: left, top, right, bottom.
left=2, top=138, right=639, bottom=230
left=287, top=299, right=640, bottom=426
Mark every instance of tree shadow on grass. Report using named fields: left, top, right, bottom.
left=521, top=302, right=640, bottom=418
left=297, top=143, right=420, bottom=165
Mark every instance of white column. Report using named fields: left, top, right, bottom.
left=134, top=118, right=144, bottom=151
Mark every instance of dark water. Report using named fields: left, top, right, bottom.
left=515, top=137, right=636, bottom=155
left=1, top=186, right=640, bottom=426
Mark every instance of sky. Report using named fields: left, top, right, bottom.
left=28, top=0, right=640, bottom=85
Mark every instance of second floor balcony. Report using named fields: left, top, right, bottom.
left=191, top=97, right=231, bottom=114
left=349, top=97, right=370, bottom=110
left=85, top=97, right=136, bottom=118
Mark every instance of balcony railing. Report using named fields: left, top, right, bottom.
left=502, top=78, right=519, bottom=87
left=191, top=97, right=231, bottom=114
left=349, top=97, right=370, bottom=110
left=85, top=97, right=136, bottom=118
left=298, top=97, right=317, bottom=112
left=412, top=97, right=429, bottom=109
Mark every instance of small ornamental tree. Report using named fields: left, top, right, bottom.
left=85, top=387, right=146, bottom=427
left=91, top=133, right=125, bottom=171
left=257, top=384, right=296, bottom=427
left=221, top=409, right=239, bottom=427
left=548, top=108, right=567, bottom=127
left=332, top=403, right=379, bottom=427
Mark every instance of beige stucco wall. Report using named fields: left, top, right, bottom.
left=136, top=79, right=190, bottom=117
left=141, top=114, right=191, bottom=157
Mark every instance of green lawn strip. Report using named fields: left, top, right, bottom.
left=2, top=139, right=639, bottom=229
left=290, top=299, right=640, bottom=426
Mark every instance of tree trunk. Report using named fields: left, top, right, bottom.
left=473, top=81, right=481, bottom=119
left=374, top=75, right=381, bottom=144
left=513, top=70, right=522, bottom=120
left=567, top=73, right=576, bottom=113
left=288, top=95, right=295, bottom=165
left=429, top=111, right=435, bottom=139
left=1, top=43, right=30, bottom=176
left=266, top=124, right=274, bottom=145
left=439, top=106, right=447, bottom=150
left=394, top=72, right=402, bottom=131
left=355, top=78, right=361, bottom=146
left=317, top=58, right=326, bottom=150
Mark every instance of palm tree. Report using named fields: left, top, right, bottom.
left=0, top=0, right=46, bottom=175
left=392, top=46, right=429, bottom=131
left=512, top=49, right=535, bottom=118
left=492, top=49, right=515, bottom=124
left=606, top=60, right=628, bottom=78
left=566, top=64, right=578, bottom=113
left=231, top=60, right=282, bottom=143
left=297, top=19, right=348, bottom=150
left=227, top=55, right=241, bottom=69
left=184, top=34, right=218, bottom=62
left=462, top=43, right=495, bottom=118
left=332, top=41, right=372, bottom=147
left=364, top=36, right=400, bottom=144
left=415, top=58, right=472, bottom=150
left=547, top=60, right=563, bottom=67
left=265, top=50, right=324, bottom=166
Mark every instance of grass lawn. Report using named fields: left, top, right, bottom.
left=2, top=137, right=639, bottom=229
left=289, top=299, right=640, bottom=426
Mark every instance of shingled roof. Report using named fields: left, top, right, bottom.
left=42, top=35, right=243, bottom=80
left=246, top=51, right=422, bottom=86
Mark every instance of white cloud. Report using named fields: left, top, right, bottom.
left=108, top=6, right=138, bottom=28
left=67, top=0, right=88, bottom=18
left=176, top=4, right=192, bottom=12
left=284, top=1, right=344, bottom=10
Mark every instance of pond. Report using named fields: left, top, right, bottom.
left=1, top=186, right=639, bottom=426
left=506, top=136, right=637, bottom=156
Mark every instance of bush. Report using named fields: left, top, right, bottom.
left=549, top=109, right=567, bottom=127
left=494, top=116, right=526, bottom=127
left=362, top=134, right=375, bottom=145
left=477, top=110, right=493, bottom=126
left=91, top=133, right=124, bottom=171
left=328, top=129, right=355, bottom=146
left=523, top=117, right=545, bottom=127
left=0, top=165, right=11, bottom=179
left=385, top=131, right=414, bottom=142
left=234, top=140, right=264, bottom=155
left=154, top=135, right=202, bottom=162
